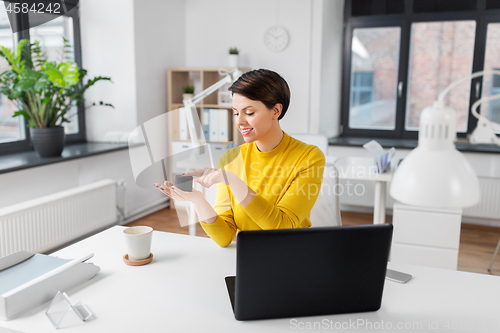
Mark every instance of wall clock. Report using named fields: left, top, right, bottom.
left=264, top=26, right=289, bottom=52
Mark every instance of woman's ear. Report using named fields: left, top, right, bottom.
left=273, top=103, right=283, bottom=120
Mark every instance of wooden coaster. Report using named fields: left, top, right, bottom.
left=123, top=253, right=153, bottom=266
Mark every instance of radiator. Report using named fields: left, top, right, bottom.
left=339, top=177, right=500, bottom=220
left=463, top=177, right=500, bottom=219
left=0, top=179, right=117, bottom=257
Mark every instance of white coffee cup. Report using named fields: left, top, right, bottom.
left=123, top=226, right=153, bottom=261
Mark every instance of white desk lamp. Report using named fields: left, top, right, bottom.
left=177, top=68, right=242, bottom=236
left=469, top=88, right=500, bottom=146
left=391, top=70, right=500, bottom=207
left=389, top=71, right=500, bottom=270
left=182, top=68, right=242, bottom=151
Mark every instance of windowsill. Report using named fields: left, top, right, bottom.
left=0, top=142, right=130, bottom=175
left=329, top=136, right=500, bottom=154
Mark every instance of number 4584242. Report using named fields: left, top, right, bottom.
left=5, top=2, right=61, bottom=14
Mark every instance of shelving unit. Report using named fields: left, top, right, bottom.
left=166, top=67, right=250, bottom=210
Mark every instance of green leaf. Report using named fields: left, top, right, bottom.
left=45, top=62, right=65, bottom=87
left=12, top=110, right=32, bottom=121
left=21, top=42, right=33, bottom=69
left=0, top=46, right=16, bottom=69
left=33, top=74, right=50, bottom=93
left=15, top=39, right=30, bottom=72
left=16, top=40, right=30, bottom=62
left=80, top=76, right=112, bottom=95
left=59, top=62, right=80, bottom=87
left=45, top=62, right=80, bottom=88
left=79, top=67, right=87, bottom=79
left=14, top=68, right=43, bottom=91
left=31, top=40, right=47, bottom=69
left=42, top=95, right=52, bottom=104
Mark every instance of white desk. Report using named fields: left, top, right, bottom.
left=335, top=157, right=396, bottom=225
left=2, top=227, right=499, bottom=333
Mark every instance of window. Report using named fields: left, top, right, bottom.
left=406, top=21, right=476, bottom=132
left=482, top=23, right=500, bottom=129
left=0, top=6, right=24, bottom=144
left=490, top=74, right=500, bottom=124
left=348, top=27, right=401, bottom=131
left=30, top=15, right=79, bottom=135
left=342, top=0, right=500, bottom=139
left=0, top=3, right=83, bottom=154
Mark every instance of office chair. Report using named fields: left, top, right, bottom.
left=289, top=133, right=342, bottom=227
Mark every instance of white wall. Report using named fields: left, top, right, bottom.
left=318, top=0, right=344, bottom=138
left=133, top=0, right=186, bottom=125
left=185, top=0, right=316, bottom=133
left=80, top=0, right=138, bottom=142
left=81, top=0, right=187, bottom=141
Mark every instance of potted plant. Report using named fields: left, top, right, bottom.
left=228, top=47, right=239, bottom=68
left=182, top=84, right=194, bottom=102
left=0, top=38, right=113, bottom=157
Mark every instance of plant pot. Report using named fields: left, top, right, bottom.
left=29, top=127, right=65, bottom=157
left=228, top=54, right=239, bottom=68
left=182, top=93, right=194, bottom=102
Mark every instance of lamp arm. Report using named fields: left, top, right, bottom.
left=184, top=68, right=241, bottom=106
left=471, top=92, right=500, bottom=126
left=469, top=92, right=500, bottom=146
left=437, top=70, right=500, bottom=108
left=186, top=75, right=232, bottom=106
left=181, top=68, right=241, bottom=150
left=436, top=70, right=500, bottom=146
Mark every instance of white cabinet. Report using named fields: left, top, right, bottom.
left=391, top=203, right=462, bottom=270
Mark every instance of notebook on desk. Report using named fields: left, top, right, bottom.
left=225, top=224, right=393, bottom=321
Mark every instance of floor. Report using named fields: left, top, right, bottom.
left=126, top=208, right=500, bottom=276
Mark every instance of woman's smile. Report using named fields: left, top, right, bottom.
left=241, top=128, right=253, bottom=135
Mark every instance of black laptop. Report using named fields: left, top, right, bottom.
left=225, top=224, right=393, bottom=321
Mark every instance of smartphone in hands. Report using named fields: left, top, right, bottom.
left=174, top=175, right=193, bottom=192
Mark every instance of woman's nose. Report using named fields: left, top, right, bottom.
left=236, top=114, right=247, bottom=126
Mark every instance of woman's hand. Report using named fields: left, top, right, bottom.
left=182, top=168, right=234, bottom=188
left=154, top=181, right=205, bottom=204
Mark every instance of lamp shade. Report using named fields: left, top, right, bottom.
left=390, top=104, right=480, bottom=208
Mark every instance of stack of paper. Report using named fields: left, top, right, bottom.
left=363, top=140, right=396, bottom=173
left=0, top=251, right=99, bottom=320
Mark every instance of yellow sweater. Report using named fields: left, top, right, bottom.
left=200, top=131, right=325, bottom=247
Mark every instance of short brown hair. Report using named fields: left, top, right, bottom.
left=228, top=69, right=290, bottom=120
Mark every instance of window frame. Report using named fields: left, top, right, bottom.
left=341, top=15, right=409, bottom=138
left=341, top=0, right=499, bottom=140
left=0, top=4, right=84, bottom=155
left=478, top=11, right=500, bottom=127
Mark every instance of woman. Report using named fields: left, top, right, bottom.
left=156, top=69, right=325, bottom=247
